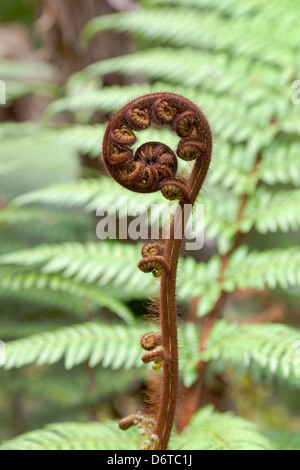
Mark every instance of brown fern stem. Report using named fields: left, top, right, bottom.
left=156, top=151, right=212, bottom=449
left=102, top=93, right=212, bottom=450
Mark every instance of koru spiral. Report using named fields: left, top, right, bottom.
left=102, top=93, right=212, bottom=200
left=102, top=92, right=213, bottom=450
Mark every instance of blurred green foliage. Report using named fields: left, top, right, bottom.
left=0, top=0, right=300, bottom=450
left=0, top=0, right=37, bottom=24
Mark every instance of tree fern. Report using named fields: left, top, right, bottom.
left=1, top=0, right=299, bottom=451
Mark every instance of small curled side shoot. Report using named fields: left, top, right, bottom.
left=141, top=332, right=162, bottom=351
left=141, top=346, right=169, bottom=371
left=119, top=413, right=156, bottom=436
left=161, top=177, right=190, bottom=202
left=138, top=241, right=169, bottom=278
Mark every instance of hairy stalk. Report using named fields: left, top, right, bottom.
left=102, top=93, right=212, bottom=450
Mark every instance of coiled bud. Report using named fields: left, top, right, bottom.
left=177, top=139, right=206, bottom=161
left=142, top=346, right=165, bottom=370
left=126, top=107, right=151, bottom=130
left=141, top=242, right=164, bottom=259
left=138, top=256, right=169, bottom=278
left=141, top=332, right=162, bottom=351
left=152, top=98, right=178, bottom=124
left=161, top=177, right=189, bottom=202
left=119, top=413, right=156, bottom=432
left=172, top=111, right=196, bottom=137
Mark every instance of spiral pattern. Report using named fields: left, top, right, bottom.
left=102, top=93, right=210, bottom=194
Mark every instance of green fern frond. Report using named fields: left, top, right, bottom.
left=1, top=322, right=147, bottom=370
left=179, top=322, right=201, bottom=387
left=202, top=320, right=300, bottom=386
left=242, top=188, right=300, bottom=233
left=259, top=141, right=300, bottom=186
left=0, top=271, right=136, bottom=324
left=0, top=123, right=104, bottom=171
left=1, top=0, right=299, bottom=449
left=0, top=410, right=275, bottom=450
left=212, top=140, right=300, bottom=194
left=170, top=406, right=274, bottom=450
left=68, top=47, right=291, bottom=110
left=5, top=243, right=299, bottom=315
left=143, top=0, right=299, bottom=26
left=1, top=244, right=298, bottom=318
left=46, top=84, right=152, bottom=119
left=0, top=241, right=148, bottom=289
left=0, top=421, right=139, bottom=450
left=206, top=187, right=300, bottom=251
left=178, top=256, right=222, bottom=317
left=82, top=9, right=297, bottom=68
left=225, top=247, right=300, bottom=291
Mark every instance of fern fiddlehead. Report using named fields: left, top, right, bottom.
left=102, top=92, right=212, bottom=450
